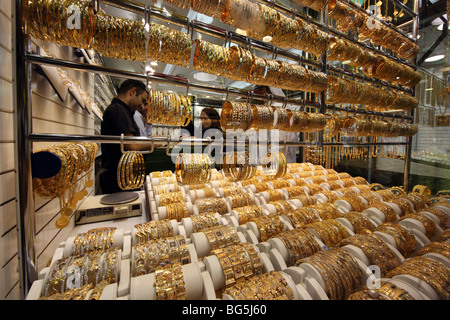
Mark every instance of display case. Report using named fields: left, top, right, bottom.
left=10, top=0, right=449, bottom=301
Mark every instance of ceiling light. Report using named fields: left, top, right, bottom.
left=424, top=54, right=445, bottom=62
left=193, top=72, right=217, bottom=82
left=425, top=88, right=433, bottom=91
left=150, top=61, right=158, bottom=67
left=262, top=35, right=273, bottom=42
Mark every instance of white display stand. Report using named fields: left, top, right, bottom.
left=129, top=262, right=213, bottom=300
left=390, top=274, right=440, bottom=300
left=386, top=277, right=431, bottom=300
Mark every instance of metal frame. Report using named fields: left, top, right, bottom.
left=13, top=0, right=420, bottom=298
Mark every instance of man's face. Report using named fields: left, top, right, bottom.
left=129, top=88, right=149, bottom=111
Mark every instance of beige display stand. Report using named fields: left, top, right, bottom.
left=129, top=262, right=215, bottom=300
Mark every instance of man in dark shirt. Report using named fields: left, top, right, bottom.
left=100, top=79, right=154, bottom=194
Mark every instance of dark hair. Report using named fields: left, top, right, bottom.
left=118, top=79, right=147, bottom=95
left=201, top=107, right=220, bottom=128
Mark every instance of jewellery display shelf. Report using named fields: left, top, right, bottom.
left=14, top=0, right=425, bottom=298
left=25, top=163, right=450, bottom=300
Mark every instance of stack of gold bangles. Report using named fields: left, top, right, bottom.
left=222, top=271, right=295, bottom=300
left=416, top=242, right=450, bottom=260
left=296, top=248, right=363, bottom=300
left=135, top=220, right=174, bottom=243
left=338, top=232, right=401, bottom=276
left=234, top=205, right=265, bottom=224
left=132, top=235, right=190, bottom=277
left=147, top=89, right=193, bottom=126
left=221, top=152, right=257, bottom=182
left=43, top=248, right=119, bottom=298
left=165, top=202, right=190, bottom=221
left=326, top=75, right=418, bottom=112
left=305, top=220, right=350, bottom=248
left=273, top=228, right=323, bottom=266
left=117, top=151, right=145, bottom=190
left=190, top=212, right=221, bottom=233
left=400, top=212, right=437, bottom=239
left=283, top=207, right=322, bottom=229
left=202, top=225, right=241, bottom=251
left=72, top=227, right=117, bottom=256
left=250, top=215, right=284, bottom=242
left=175, top=153, right=212, bottom=185
left=347, top=281, right=415, bottom=300
left=261, top=152, right=287, bottom=180
left=196, top=198, right=228, bottom=214
left=327, top=0, right=419, bottom=59
left=211, top=242, right=264, bottom=289
left=154, top=262, right=186, bottom=300
left=375, top=222, right=416, bottom=257
left=385, top=256, right=450, bottom=300
left=339, top=211, right=375, bottom=234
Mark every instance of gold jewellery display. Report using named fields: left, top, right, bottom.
left=147, top=89, right=193, bottom=126
left=221, top=152, right=257, bottom=182
left=135, top=219, right=175, bottom=242
left=132, top=235, right=190, bottom=277
left=117, top=151, right=146, bottom=190
left=339, top=232, right=401, bottom=276
left=296, top=248, right=363, bottom=300
left=175, top=153, right=212, bottom=185
left=347, top=281, right=415, bottom=300
left=261, top=152, right=288, bottom=180
left=222, top=271, right=295, bottom=300
left=386, top=256, right=450, bottom=300
left=210, top=242, right=264, bottom=290
left=328, top=0, right=419, bottom=59
left=72, top=227, right=117, bottom=256
left=43, top=248, right=119, bottom=298
left=326, top=75, right=419, bottom=112
left=33, top=142, right=98, bottom=229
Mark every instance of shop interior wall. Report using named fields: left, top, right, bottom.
left=0, top=2, right=95, bottom=299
